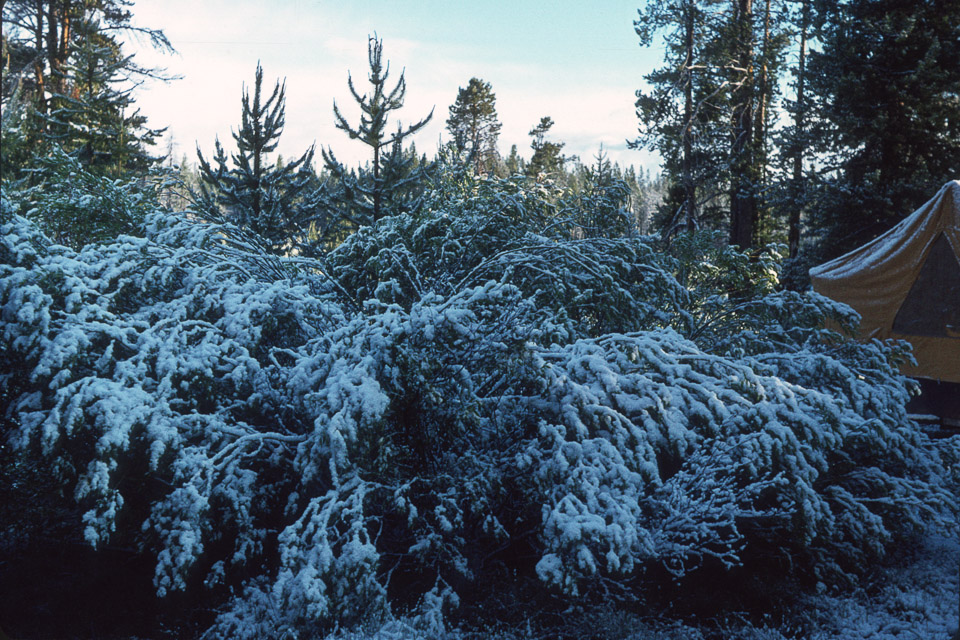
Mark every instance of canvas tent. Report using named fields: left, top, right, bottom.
left=810, top=180, right=960, bottom=384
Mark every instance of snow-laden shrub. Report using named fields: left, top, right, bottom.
left=2, top=173, right=956, bottom=638
left=325, top=175, right=684, bottom=337
left=17, top=146, right=161, bottom=248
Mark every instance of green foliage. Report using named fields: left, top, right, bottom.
left=3, top=170, right=955, bottom=639
left=802, top=0, right=960, bottom=263
left=3, top=3, right=959, bottom=636
left=525, top=116, right=566, bottom=181
left=43, top=20, right=165, bottom=177
left=1, top=1, right=173, bottom=181
left=633, top=0, right=733, bottom=234
left=0, top=84, right=40, bottom=182
left=446, top=77, right=502, bottom=176
left=315, top=35, right=434, bottom=246
left=325, top=175, right=680, bottom=338
left=504, top=144, right=524, bottom=176
left=558, top=148, right=634, bottom=239
left=197, top=63, right=318, bottom=255
left=13, top=146, right=160, bottom=248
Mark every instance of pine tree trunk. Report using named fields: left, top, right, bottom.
left=472, top=112, right=483, bottom=175
left=373, top=143, right=382, bottom=222
left=34, top=0, right=75, bottom=114
left=753, top=0, right=772, bottom=240
left=788, top=0, right=810, bottom=259
left=32, top=0, right=47, bottom=115
left=58, top=3, right=72, bottom=76
left=729, top=0, right=757, bottom=249
left=253, top=152, right=262, bottom=220
left=44, top=2, right=58, bottom=91
left=682, top=0, right=696, bottom=232
left=44, top=0, right=70, bottom=95
left=253, top=95, right=262, bottom=220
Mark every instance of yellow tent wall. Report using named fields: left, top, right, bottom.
left=809, top=180, right=960, bottom=383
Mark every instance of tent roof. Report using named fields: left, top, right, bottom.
left=809, top=180, right=960, bottom=383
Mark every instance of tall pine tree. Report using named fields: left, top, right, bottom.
left=197, top=63, right=317, bottom=255
left=43, top=19, right=164, bottom=176
left=1, top=0, right=172, bottom=177
left=636, top=0, right=793, bottom=245
left=445, top=77, right=502, bottom=176
left=633, top=0, right=731, bottom=236
left=780, top=0, right=812, bottom=260
left=526, top=116, right=565, bottom=181
left=727, top=0, right=758, bottom=249
left=804, top=0, right=960, bottom=262
left=317, top=34, right=433, bottom=242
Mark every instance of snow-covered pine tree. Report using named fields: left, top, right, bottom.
left=313, top=35, right=433, bottom=250
left=196, top=63, right=317, bottom=255
left=0, top=83, right=33, bottom=183
left=14, top=146, right=158, bottom=248
left=377, top=124, right=433, bottom=215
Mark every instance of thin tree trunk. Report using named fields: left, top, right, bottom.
left=57, top=2, right=72, bottom=80
left=41, top=1, right=74, bottom=103
left=253, top=85, right=262, bottom=219
left=729, top=0, right=756, bottom=249
left=788, top=0, right=809, bottom=258
left=472, top=112, right=483, bottom=175
left=753, top=0, right=772, bottom=239
left=44, top=1, right=60, bottom=93
left=373, top=143, right=381, bottom=222
left=682, top=0, right=696, bottom=232
left=32, top=0, right=47, bottom=115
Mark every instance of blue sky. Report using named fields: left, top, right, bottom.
left=129, top=1, right=663, bottom=173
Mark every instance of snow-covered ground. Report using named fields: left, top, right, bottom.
left=323, top=531, right=959, bottom=640
left=798, top=532, right=959, bottom=640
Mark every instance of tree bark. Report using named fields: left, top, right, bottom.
left=373, top=141, right=382, bottom=222
left=32, top=0, right=47, bottom=114
left=729, top=0, right=757, bottom=249
left=788, top=0, right=810, bottom=258
left=682, top=0, right=697, bottom=232
left=753, top=0, right=772, bottom=239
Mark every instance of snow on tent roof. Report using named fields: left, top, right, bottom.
left=809, top=180, right=960, bottom=383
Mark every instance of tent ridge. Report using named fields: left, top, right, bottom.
left=810, top=180, right=960, bottom=383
